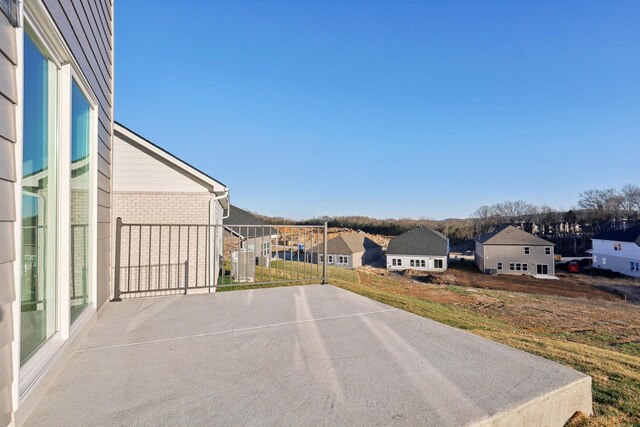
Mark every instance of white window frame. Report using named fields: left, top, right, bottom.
left=497, top=262, right=503, bottom=270
left=15, top=1, right=100, bottom=401
left=545, top=247, right=551, bottom=255
left=392, top=259, right=397, bottom=266
left=433, top=259, right=443, bottom=269
left=524, top=246, right=530, bottom=255
left=397, top=259, right=402, bottom=266
left=410, top=260, right=415, bottom=267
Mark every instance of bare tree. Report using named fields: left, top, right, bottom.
left=471, top=205, right=495, bottom=233
left=621, top=184, right=640, bottom=213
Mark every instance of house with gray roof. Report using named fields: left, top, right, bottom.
left=224, top=205, right=279, bottom=262
left=386, top=226, right=449, bottom=271
left=591, top=225, right=640, bottom=278
left=307, top=233, right=383, bottom=269
left=475, top=225, right=555, bottom=276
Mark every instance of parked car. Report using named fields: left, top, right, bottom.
left=567, top=261, right=580, bottom=273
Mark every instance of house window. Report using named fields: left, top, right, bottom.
left=631, top=262, right=640, bottom=272
left=70, top=80, right=93, bottom=324
left=421, top=260, right=426, bottom=267
left=319, top=254, right=323, bottom=262
left=545, top=247, right=551, bottom=255
left=21, top=31, right=60, bottom=364
left=262, top=242, right=270, bottom=257
left=522, top=263, right=528, bottom=271
left=433, top=259, right=443, bottom=269
left=509, top=263, right=515, bottom=271
left=614, top=243, right=622, bottom=251
left=515, top=263, right=522, bottom=271
left=338, top=255, right=348, bottom=264
left=524, top=247, right=530, bottom=255
left=410, top=260, right=415, bottom=267
left=328, top=255, right=334, bottom=263
left=497, top=262, right=503, bottom=270
left=397, top=259, right=402, bottom=266
left=392, top=259, right=396, bottom=266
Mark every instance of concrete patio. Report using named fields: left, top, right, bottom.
left=25, top=285, right=591, bottom=426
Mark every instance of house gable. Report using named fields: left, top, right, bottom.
left=113, top=136, right=211, bottom=193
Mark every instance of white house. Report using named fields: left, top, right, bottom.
left=591, top=225, right=640, bottom=278
left=386, top=226, right=449, bottom=272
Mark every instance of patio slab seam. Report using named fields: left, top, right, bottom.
left=77, top=307, right=398, bottom=354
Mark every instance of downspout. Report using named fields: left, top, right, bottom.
left=209, top=188, right=229, bottom=292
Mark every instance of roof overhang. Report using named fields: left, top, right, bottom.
left=114, top=122, right=229, bottom=206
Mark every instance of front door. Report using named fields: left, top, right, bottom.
left=536, top=264, right=548, bottom=275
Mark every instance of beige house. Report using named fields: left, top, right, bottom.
left=307, top=233, right=383, bottom=269
left=475, top=225, right=555, bottom=276
left=112, top=123, right=230, bottom=293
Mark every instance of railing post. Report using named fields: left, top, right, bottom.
left=322, top=222, right=328, bottom=284
left=184, top=260, right=189, bottom=295
left=112, top=217, right=122, bottom=301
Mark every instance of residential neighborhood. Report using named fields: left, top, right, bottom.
left=0, top=1, right=638, bottom=426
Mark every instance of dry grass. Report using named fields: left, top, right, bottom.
left=327, top=266, right=640, bottom=427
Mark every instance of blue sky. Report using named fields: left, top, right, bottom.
left=115, top=1, right=640, bottom=220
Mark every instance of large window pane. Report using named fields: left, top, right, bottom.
left=70, top=80, right=91, bottom=323
left=21, top=32, right=58, bottom=364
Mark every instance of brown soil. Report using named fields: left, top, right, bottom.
left=446, top=261, right=624, bottom=301
left=355, top=268, right=640, bottom=357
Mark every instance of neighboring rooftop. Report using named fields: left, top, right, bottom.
left=386, top=225, right=449, bottom=256
left=593, top=225, right=640, bottom=246
left=224, top=205, right=278, bottom=238
left=309, top=233, right=382, bottom=255
left=477, top=225, right=553, bottom=246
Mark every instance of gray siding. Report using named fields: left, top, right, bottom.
left=0, top=8, right=16, bottom=426
left=477, top=244, right=555, bottom=276
left=42, top=0, right=114, bottom=307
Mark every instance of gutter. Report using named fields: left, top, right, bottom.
left=210, top=188, right=230, bottom=219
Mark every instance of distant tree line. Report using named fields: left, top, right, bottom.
left=253, top=184, right=640, bottom=245
left=471, top=184, right=640, bottom=236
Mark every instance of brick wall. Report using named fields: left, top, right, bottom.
left=113, top=192, right=211, bottom=225
left=111, top=192, right=217, bottom=297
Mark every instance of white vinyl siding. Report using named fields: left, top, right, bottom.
left=113, top=137, right=209, bottom=193
left=592, top=239, right=640, bottom=278
left=387, top=255, right=447, bottom=272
